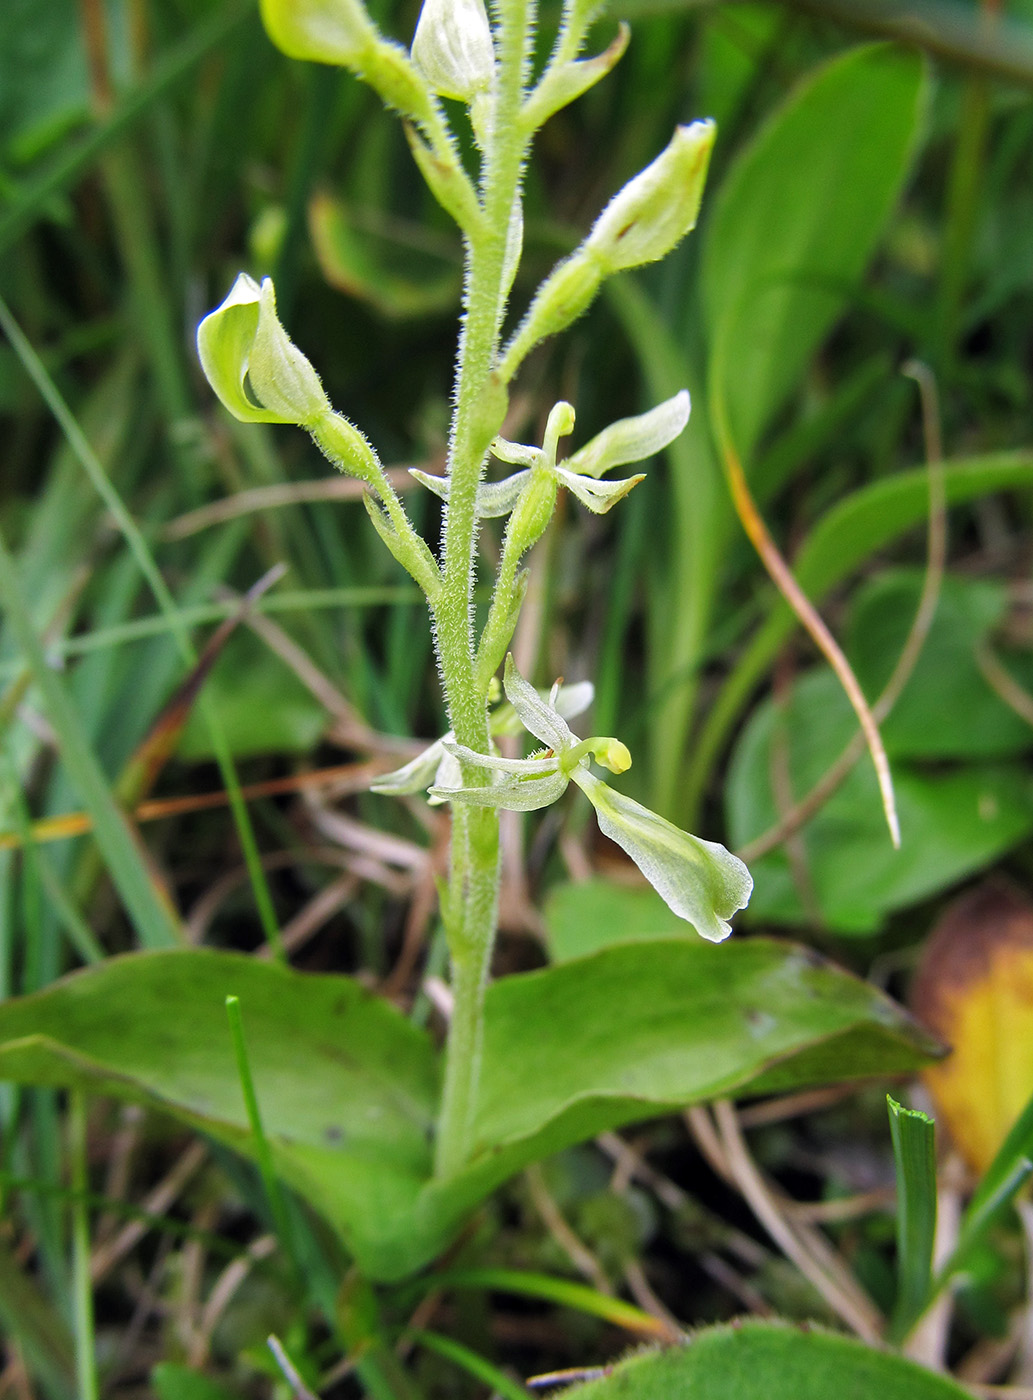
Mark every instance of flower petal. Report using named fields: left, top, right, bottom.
left=430, top=767, right=569, bottom=812
left=555, top=467, right=645, bottom=514
left=572, top=769, right=753, bottom=942
left=562, top=390, right=690, bottom=479
left=442, top=741, right=561, bottom=776
left=503, top=654, right=575, bottom=753
left=370, top=737, right=450, bottom=794
left=490, top=679, right=594, bottom=738
left=409, top=467, right=531, bottom=518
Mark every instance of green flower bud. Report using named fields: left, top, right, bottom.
left=259, top=0, right=374, bottom=66
left=196, top=273, right=330, bottom=427
left=587, top=120, right=716, bottom=272
left=412, top=0, right=494, bottom=102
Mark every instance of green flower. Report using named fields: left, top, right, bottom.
left=412, top=391, right=690, bottom=523
left=431, top=656, right=752, bottom=943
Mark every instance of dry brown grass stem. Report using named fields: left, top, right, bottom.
left=525, top=1161, right=614, bottom=1296
left=710, top=1101, right=885, bottom=1344
left=736, top=361, right=947, bottom=864
left=163, top=467, right=420, bottom=540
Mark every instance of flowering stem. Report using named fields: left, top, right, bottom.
left=433, top=0, right=533, bottom=1180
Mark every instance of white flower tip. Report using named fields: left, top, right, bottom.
left=412, top=0, right=494, bottom=102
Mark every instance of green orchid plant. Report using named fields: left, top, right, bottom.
left=197, top=0, right=747, bottom=1180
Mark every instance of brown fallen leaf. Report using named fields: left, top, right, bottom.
left=911, top=879, right=1033, bottom=1174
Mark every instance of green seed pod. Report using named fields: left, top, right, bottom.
left=503, top=467, right=558, bottom=562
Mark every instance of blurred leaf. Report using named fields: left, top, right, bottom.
left=543, top=878, right=686, bottom=961
left=152, top=1364, right=240, bottom=1400
left=848, top=571, right=1033, bottom=760
left=0, top=1238, right=74, bottom=1400
left=941, top=1083, right=1033, bottom=1283
left=727, top=669, right=1033, bottom=933
left=887, top=1094, right=937, bottom=1339
left=911, top=881, right=1033, bottom=1174
left=562, top=1319, right=972, bottom=1398
left=177, top=637, right=327, bottom=760
left=703, top=44, right=925, bottom=459
left=308, top=192, right=461, bottom=320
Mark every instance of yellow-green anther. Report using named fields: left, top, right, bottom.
left=562, top=736, right=632, bottom=775
left=412, top=0, right=494, bottom=103
left=196, top=273, right=330, bottom=427
left=542, top=400, right=576, bottom=468
left=592, top=737, right=632, bottom=774
left=586, top=120, right=716, bottom=272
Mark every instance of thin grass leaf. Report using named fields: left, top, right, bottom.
left=403, top=1268, right=671, bottom=1339
left=0, top=523, right=181, bottom=950
left=0, top=296, right=284, bottom=957
left=938, top=1084, right=1033, bottom=1286
left=0, top=0, right=253, bottom=255
left=224, top=996, right=298, bottom=1281
left=69, top=1093, right=98, bottom=1400
left=887, top=1094, right=937, bottom=1340
left=408, top=1330, right=530, bottom=1400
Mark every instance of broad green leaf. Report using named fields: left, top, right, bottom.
left=847, top=571, right=1033, bottom=760
left=563, top=1319, right=972, bottom=1399
left=703, top=44, right=926, bottom=458
left=887, top=1095, right=937, bottom=1339
left=727, top=669, right=1033, bottom=933
left=0, top=951, right=438, bottom=1276
left=0, top=942, right=938, bottom=1281
left=543, top=879, right=686, bottom=961
left=469, top=939, right=940, bottom=1160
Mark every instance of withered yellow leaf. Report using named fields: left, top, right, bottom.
left=911, top=881, right=1033, bottom=1174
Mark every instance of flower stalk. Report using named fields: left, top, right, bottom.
left=198, top=0, right=748, bottom=1189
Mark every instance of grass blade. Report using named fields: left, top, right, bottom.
left=0, top=522, right=181, bottom=949
left=887, top=1094, right=937, bottom=1340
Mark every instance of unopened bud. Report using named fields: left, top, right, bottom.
left=412, top=0, right=494, bottom=102
left=249, top=279, right=330, bottom=426
left=259, top=0, right=374, bottom=67
left=196, top=273, right=330, bottom=427
left=587, top=120, right=715, bottom=272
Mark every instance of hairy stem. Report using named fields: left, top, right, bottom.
left=433, top=0, right=533, bottom=1179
